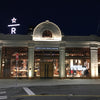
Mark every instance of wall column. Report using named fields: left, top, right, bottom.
left=28, top=43, right=34, bottom=78
left=0, top=46, right=2, bottom=77
left=91, top=46, right=98, bottom=77
left=59, top=47, right=65, bottom=78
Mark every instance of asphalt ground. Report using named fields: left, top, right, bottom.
left=6, top=84, right=100, bottom=100
left=1, top=79, right=100, bottom=88
left=1, top=79, right=100, bottom=100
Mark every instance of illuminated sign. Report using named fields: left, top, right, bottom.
left=8, top=17, right=20, bottom=34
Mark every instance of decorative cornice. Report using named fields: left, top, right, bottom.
left=90, top=44, right=98, bottom=50
left=28, top=43, right=35, bottom=48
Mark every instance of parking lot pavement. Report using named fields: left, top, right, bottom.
left=28, top=85, right=100, bottom=95
left=0, top=88, right=7, bottom=100
left=7, top=85, right=100, bottom=100
left=1, top=79, right=100, bottom=88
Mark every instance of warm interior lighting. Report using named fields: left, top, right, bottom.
left=70, top=59, right=73, bottom=67
left=91, top=64, right=95, bottom=77
left=78, top=60, right=81, bottom=64
left=95, top=65, right=98, bottom=77
left=91, top=63, right=98, bottom=77
left=29, top=70, right=32, bottom=77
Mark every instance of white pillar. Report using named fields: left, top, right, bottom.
left=0, top=47, right=2, bottom=77
left=28, top=44, right=34, bottom=78
left=91, top=46, right=98, bottom=77
left=59, top=47, right=65, bottom=78
left=70, top=59, right=73, bottom=68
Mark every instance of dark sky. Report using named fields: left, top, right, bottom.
left=0, top=0, right=100, bottom=36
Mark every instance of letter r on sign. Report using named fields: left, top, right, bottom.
left=11, top=27, right=16, bottom=34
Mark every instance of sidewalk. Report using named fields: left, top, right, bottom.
left=0, top=79, right=100, bottom=88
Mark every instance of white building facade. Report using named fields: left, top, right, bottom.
left=0, top=20, right=100, bottom=79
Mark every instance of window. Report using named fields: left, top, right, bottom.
left=42, top=30, right=52, bottom=37
left=2, top=47, right=28, bottom=78
left=65, top=48, right=90, bottom=77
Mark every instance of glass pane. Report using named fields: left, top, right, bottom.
left=65, top=59, right=90, bottom=77
left=65, top=48, right=90, bottom=78
left=1, top=47, right=28, bottom=78
left=34, top=50, right=59, bottom=77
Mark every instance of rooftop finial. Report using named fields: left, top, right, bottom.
left=45, top=20, right=49, bottom=23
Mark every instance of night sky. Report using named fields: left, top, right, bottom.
left=0, top=0, right=100, bottom=36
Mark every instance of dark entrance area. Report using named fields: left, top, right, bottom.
left=40, top=62, right=53, bottom=79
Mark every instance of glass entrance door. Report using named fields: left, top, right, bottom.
left=40, top=62, right=53, bottom=78
left=34, top=50, right=59, bottom=77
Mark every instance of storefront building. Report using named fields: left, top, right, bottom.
left=0, top=20, right=99, bottom=79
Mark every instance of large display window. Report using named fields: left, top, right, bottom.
left=65, top=48, right=90, bottom=77
left=1, top=47, right=28, bottom=78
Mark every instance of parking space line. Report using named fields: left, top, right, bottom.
left=0, top=96, right=7, bottom=99
left=23, top=87, right=35, bottom=95
left=0, top=91, right=6, bottom=94
left=14, top=94, right=100, bottom=97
